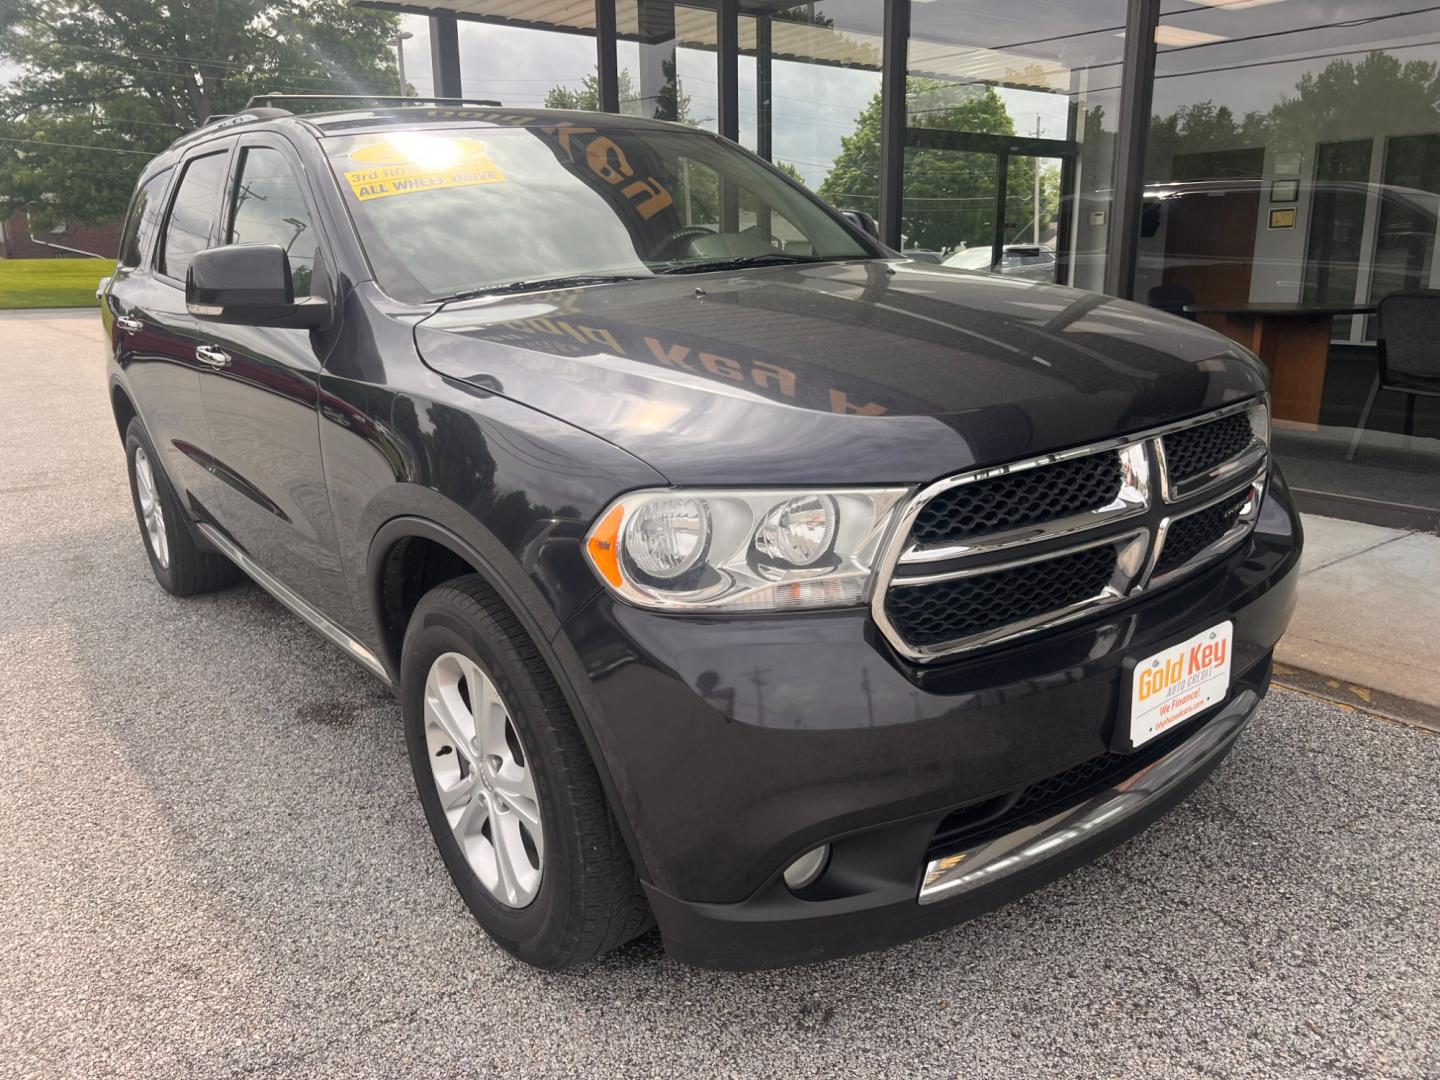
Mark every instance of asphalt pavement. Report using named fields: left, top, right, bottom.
left=2, top=309, right=1437, bottom=1079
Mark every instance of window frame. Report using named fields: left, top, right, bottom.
left=156, top=140, right=237, bottom=287
left=221, top=132, right=332, bottom=301
left=117, top=166, right=175, bottom=272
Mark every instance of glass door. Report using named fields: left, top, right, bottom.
left=1000, top=152, right=1065, bottom=282
left=903, top=127, right=1076, bottom=281
left=901, top=143, right=997, bottom=265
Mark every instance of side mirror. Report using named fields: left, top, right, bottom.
left=840, top=209, right=879, bottom=239
left=187, top=244, right=329, bottom=330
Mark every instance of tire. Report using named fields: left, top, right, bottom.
left=124, top=418, right=240, bottom=596
left=401, top=574, right=651, bottom=970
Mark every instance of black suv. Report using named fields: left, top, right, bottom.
left=101, top=102, right=1301, bottom=971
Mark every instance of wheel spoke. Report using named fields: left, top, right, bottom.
left=426, top=681, right=476, bottom=761
left=505, top=798, right=544, bottom=861
left=439, top=770, right=477, bottom=811
left=491, top=764, right=536, bottom=804
left=490, top=812, right=525, bottom=905
left=455, top=787, right=488, bottom=836
left=154, top=510, right=169, bottom=566
left=464, top=660, right=509, bottom=757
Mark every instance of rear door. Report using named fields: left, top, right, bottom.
left=192, top=132, right=352, bottom=620
left=109, top=144, right=235, bottom=511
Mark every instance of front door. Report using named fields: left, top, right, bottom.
left=193, top=134, right=353, bottom=621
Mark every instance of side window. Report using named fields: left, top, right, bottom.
left=118, top=168, right=172, bottom=269
left=228, top=146, right=318, bottom=297
left=160, top=151, right=229, bottom=281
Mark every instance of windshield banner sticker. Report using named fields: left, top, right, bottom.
left=345, top=136, right=505, bottom=201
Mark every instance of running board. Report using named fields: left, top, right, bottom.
left=197, top=522, right=393, bottom=686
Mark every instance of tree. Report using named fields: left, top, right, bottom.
left=545, top=69, right=634, bottom=111
left=820, top=78, right=1041, bottom=251
left=0, top=0, right=402, bottom=227
left=773, top=160, right=807, bottom=186
left=1145, top=53, right=1440, bottom=181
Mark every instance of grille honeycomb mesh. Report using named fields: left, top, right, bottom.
left=885, top=543, right=1118, bottom=647
left=909, top=452, right=1122, bottom=546
left=1161, top=412, right=1254, bottom=483
left=1155, top=487, right=1251, bottom=576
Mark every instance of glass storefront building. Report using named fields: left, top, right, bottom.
left=362, top=0, right=1440, bottom=528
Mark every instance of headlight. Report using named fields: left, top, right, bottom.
left=584, top=487, right=910, bottom=612
left=1248, top=398, right=1270, bottom=448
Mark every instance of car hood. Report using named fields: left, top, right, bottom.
left=414, top=260, right=1267, bottom=486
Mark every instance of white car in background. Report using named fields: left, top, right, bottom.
left=943, top=244, right=1057, bottom=281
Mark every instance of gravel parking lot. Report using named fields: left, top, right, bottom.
left=2, top=308, right=1438, bottom=1079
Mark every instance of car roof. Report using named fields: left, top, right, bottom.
left=166, top=104, right=692, bottom=152
left=298, top=105, right=686, bottom=137
left=142, top=104, right=706, bottom=183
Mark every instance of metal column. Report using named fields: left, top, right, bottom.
left=596, top=0, right=619, bottom=112
left=756, top=14, right=773, bottom=160
left=878, top=0, right=910, bottom=249
left=717, top=0, right=740, bottom=143
left=1104, top=0, right=1161, bottom=299
left=429, top=14, right=463, bottom=99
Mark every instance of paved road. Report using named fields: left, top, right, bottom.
left=2, top=309, right=1437, bottom=1079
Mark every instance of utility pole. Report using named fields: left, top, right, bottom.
left=1034, top=114, right=1042, bottom=244
left=395, top=29, right=414, bottom=95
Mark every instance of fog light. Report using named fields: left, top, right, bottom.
left=782, top=844, right=829, bottom=891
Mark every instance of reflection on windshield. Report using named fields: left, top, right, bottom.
left=327, top=122, right=875, bottom=303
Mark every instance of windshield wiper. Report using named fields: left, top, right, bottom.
left=656, top=253, right=830, bottom=275
left=428, top=273, right=650, bottom=303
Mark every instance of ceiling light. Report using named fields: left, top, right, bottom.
left=1117, top=26, right=1230, bottom=47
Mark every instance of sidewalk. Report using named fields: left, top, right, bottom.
left=1276, top=513, right=1440, bottom=727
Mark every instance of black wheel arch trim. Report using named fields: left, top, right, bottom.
left=365, top=513, right=654, bottom=884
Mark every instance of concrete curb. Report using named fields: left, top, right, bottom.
left=1273, top=660, right=1440, bottom=734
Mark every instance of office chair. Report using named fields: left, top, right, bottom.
left=1146, top=284, right=1197, bottom=321
left=1346, top=289, right=1440, bottom=461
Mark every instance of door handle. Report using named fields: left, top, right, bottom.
left=115, top=315, right=143, bottom=334
left=195, top=345, right=231, bottom=368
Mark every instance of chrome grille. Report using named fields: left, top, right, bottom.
left=910, top=453, right=1122, bottom=546
left=1162, top=412, right=1254, bottom=483
left=1153, top=487, right=1253, bottom=578
left=874, top=400, right=1269, bottom=661
left=886, top=543, right=1118, bottom=646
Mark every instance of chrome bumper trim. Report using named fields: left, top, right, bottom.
left=918, top=689, right=1256, bottom=905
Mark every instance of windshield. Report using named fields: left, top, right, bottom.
left=324, top=122, right=877, bottom=302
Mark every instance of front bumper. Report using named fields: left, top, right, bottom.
left=646, top=680, right=1261, bottom=968
left=559, top=470, right=1301, bottom=969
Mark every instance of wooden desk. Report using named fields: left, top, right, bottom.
left=1184, top=303, right=1376, bottom=424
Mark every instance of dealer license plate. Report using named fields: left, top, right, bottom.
left=1127, top=620, right=1233, bottom=749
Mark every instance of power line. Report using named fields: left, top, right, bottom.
left=0, top=136, right=152, bottom=155
left=24, top=46, right=401, bottom=95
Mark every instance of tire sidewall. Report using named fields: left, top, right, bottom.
left=401, top=597, right=579, bottom=962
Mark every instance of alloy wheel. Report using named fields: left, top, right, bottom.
left=423, top=651, right=544, bottom=908
left=133, top=446, right=170, bottom=570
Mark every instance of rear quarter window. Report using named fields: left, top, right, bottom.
left=118, top=168, right=173, bottom=269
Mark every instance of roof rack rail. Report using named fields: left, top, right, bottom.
left=243, top=94, right=502, bottom=110
left=171, top=107, right=293, bottom=150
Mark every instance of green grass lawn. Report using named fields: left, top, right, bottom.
left=0, top=258, right=111, bottom=309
